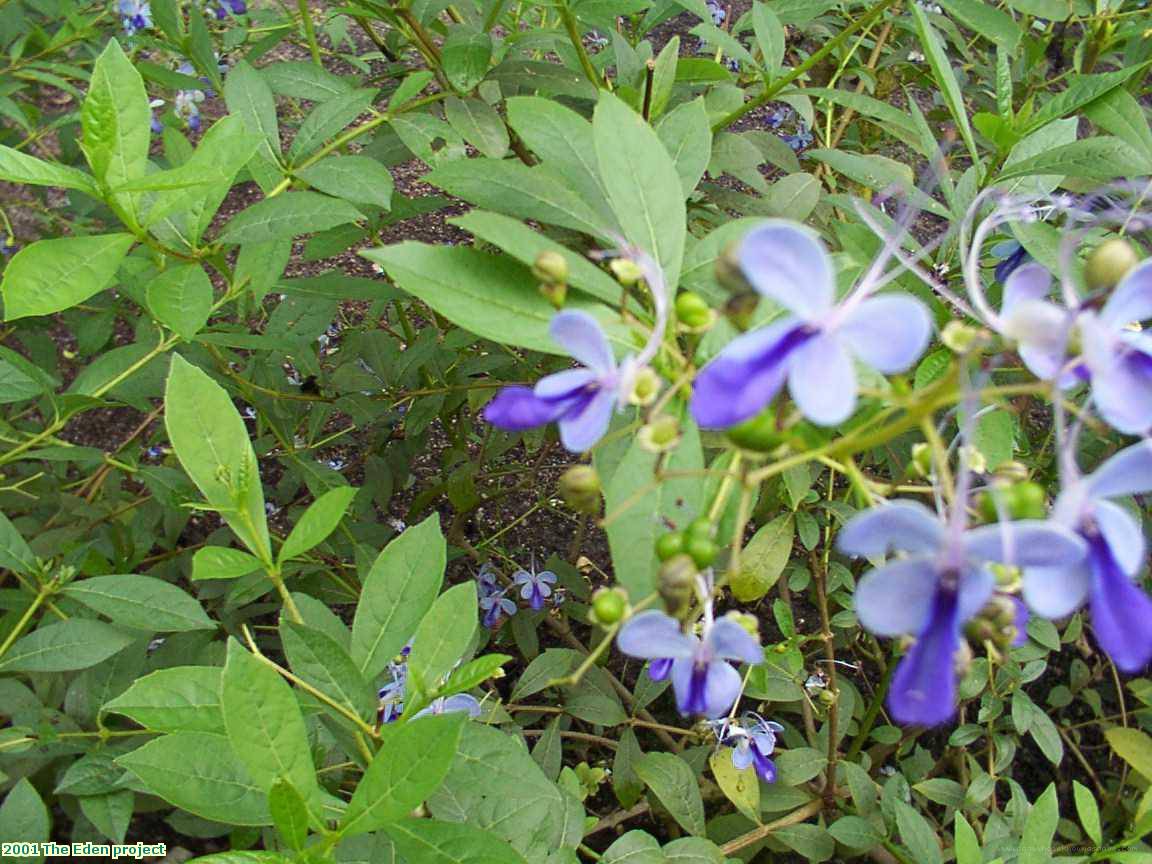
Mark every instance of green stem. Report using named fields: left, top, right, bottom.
left=558, top=0, right=603, bottom=89
left=0, top=588, right=48, bottom=661
left=845, top=658, right=895, bottom=761
left=298, top=0, right=321, bottom=64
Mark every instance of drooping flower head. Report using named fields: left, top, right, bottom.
left=513, top=563, right=558, bottom=612
left=119, top=0, right=152, bottom=35
left=691, top=221, right=932, bottom=429
left=713, top=714, right=784, bottom=782
left=484, top=310, right=621, bottom=453
left=617, top=608, right=762, bottom=719
left=840, top=500, right=1085, bottom=725
left=1023, top=441, right=1152, bottom=672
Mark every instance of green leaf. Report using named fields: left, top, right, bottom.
left=1084, top=87, right=1152, bottom=162
left=165, top=355, right=270, bottom=560
left=362, top=243, right=621, bottom=355
left=709, top=749, right=759, bottom=822
left=0, top=778, right=49, bottom=863
left=265, top=62, right=353, bottom=100
left=731, top=514, right=794, bottom=602
left=806, top=150, right=947, bottom=217
left=269, top=777, right=310, bottom=851
left=1019, top=783, right=1058, bottom=864
left=603, top=831, right=663, bottom=864
left=61, top=574, right=213, bottom=632
left=0, top=511, right=36, bottom=574
left=0, top=619, right=134, bottom=673
left=0, top=145, right=98, bottom=195
left=1107, top=727, right=1152, bottom=780
left=997, top=118, right=1079, bottom=197
left=656, top=98, right=713, bottom=198
left=0, top=357, right=44, bottom=403
left=953, top=813, right=981, bottom=864
left=910, top=4, right=979, bottom=167
left=296, top=156, right=394, bottom=210
left=219, top=192, right=362, bottom=245
left=116, top=731, right=271, bottom=825
left=80, top=789, right=133, bottom=844
left=81, top=39, right=150, bottom=222
left=223, top=61, right=282, bottom=190
left=635, top=752, right=705, bottom=836
left=288, top=89, right=375, bottom=163
left=442, top=28, right=492, bottom=91
left=444, top=96, right=510, bottom=159
left=995, top=136, right=1152, bottom=183
left=775, top=748, right=827, bottom=785
left=281, top=620, right=374, bottom=721
left=600, top=417, right=705, bottom=601
left=1073, top=780, right=1102, bottom=847
left=384, top=818, right=528, bottom=864
left=351, top=514, right=445, bottom=679
left=775, top=824, right=835, bottom=862
left=102, top=666, right=224, bottom=733
left=753, top=4, right=786, bottom=77
left=440, top=654, right=512, bottom=698
left=408, top=582, right=478, bottom=695
left=146, top=264, right=213, bottom=339
left=828, top=815, right=883, bottom=852
left=648, top=37, right=679, bottom=120
left=343, top=713, right=465, bottom=835
left=938, top=0, right=1020, bottom=49
left=973, top=409, right=1015, bottom=470
left=279, top=485, right=357, bottom=562
left=512, top=648, right=580, bottom=701
left=894, top=801, right=942, bottom=864
left=220, top=639, right=319, bottom=801
left=192, top=546, right=263, bottom=581
left=1023, top=66, right=1145, bottom=134
left=594, top=91, right=686, bottom=288
left=1028, top=708, right=1064, bottom=764
left=1, top=233, right=135, bottom=320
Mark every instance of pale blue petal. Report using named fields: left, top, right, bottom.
left=707, top=618, right=763, bottom=664
left=1094, top=498, right=1145, bottom=576
left=440, top=694, right=482, bottom=717
left=839, top=295, right=932, bottom=373
left=1086, top=440, right=1152, bottom=500
left=853, top=556, right=940, bottom=637
left=549, top=309, right=615, bottom=374
left=956, top=564, right=996, bottom=625
left=1023, top=563, right=1091, bottom=619
left=617, top=610, right=698, bottom=660
left=837, top=500, right=944, bottom=558
left=1100, top=259, right=1152, bottom=329
left=670, top=658, right=742, bottom=719
left=731, top=740, right=753, bottom=771
left=738, top=221, right=835, bottom=321
left=1091, top=356, right=1152, bottom=435
left=787, top=333, right=857, bottom=426
left=535, top=368, right=596, bottom=399
left=962, top=520, right=1086, bottom=568
left=1001, top=263, right=1053, bottom=317
left=558, top=387, right=616, bottom=452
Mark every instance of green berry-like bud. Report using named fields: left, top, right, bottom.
left=629, top=366, right=661, bottom=406
left=686, top=517, right=712, bottom=542
left=725, top=610, right=760, bottom=641
left=610, top=258, right=644, bottom=286
left=1007, top=481, right=1046, bottom=520
left=1086, top=238, right=1140, bottom=291
left=686, top=536, right=718, bottom=568
left=675, top=291, right=714, bottom=330
left=591, top=587, right=629, bottom=625
left=658, top=554, right=698, bottom=617
left=715, top=240, right=753, bottom=295
left=638, top=415, right=681, bottom=453
left=995, top=460, right=1030, bottom=483
left=559, top=465, right=602, bottom=514
left=655, top=531, right=685, bottom=561
left=539, top=280, right=568, bottom=310
left=532, top=250, right=569, bottom=284
left=818, top=688, right=837, bottom=705
left=942, top=320, right=982, bottom=354
left=726, top=409, right=783, bottom=452
left=911, top=442, right=933, bottom=478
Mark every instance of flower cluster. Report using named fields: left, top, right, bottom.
left=710, top=714, right=784, bottom=782
left=119, top=0, right=152, bottom=35
left=375, top=643, right=482, bottom=726
left=477, top=561, right=563, bottom=629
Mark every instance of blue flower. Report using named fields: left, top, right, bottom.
left=781, top=124, right=813, bottom=152
left=120, top=0, right=152, bottom=35
left=840, top=500, right=1086, bottom=725
left=720, top=715, right=784, bottom=782
left=208, top=0, right=247, bottom=17
left=991, top=240, right=1031, bottom=283
left=376, top=658, right=408, bottom=725
left=513, top=565, right=558, bottom=611
left=413, top=694, right=482, bottom=719
left=1022, top=441, right=1152, bottom=672
left=0, top=237, right=16, bottom=256
left=690, top=221, right=932, bottom=428
left=617, top=610, right=762, bottom=718
left=484, top=310, right=621, bottom=452
left=706, top=0, right=726, bottom=25
left=480, top=591, right=517, bottom=628
left=992, top=263, right=1077, bottom=383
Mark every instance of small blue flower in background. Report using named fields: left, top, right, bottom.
left=476, top=563, right=517, bottom=628
left=513, top=564, right=558, bottom=611
left=376, top=657, right=408, bottom=725
left=414, top=694, right=482, bottom=719
left=617, top=609, right=762, bottom=718
left=765, top=105, right=791, bottom=130
left=484, top=310, right=621, bottom=453
left=0, top=237, right=16, bottom=256
left=706, top=0, right=726, bottom=25
left=715, top=714, right=784, bottom=782
left=781, top=123, right=813, bottom=152
left=1023, top=440, right=1152, bottom=672
left=991, top=240, right=1031, bottom=284
left=174, top=89, right=204, bottom=131
left=1079, top=259, right=1152, bottom=434
left=691, top=221, right=933, bottom=428
left=207, top=0, right=246, bottom=18
left=839, top=500, right=1086, bottom=725
left=120, top=0, right=152, bottom=35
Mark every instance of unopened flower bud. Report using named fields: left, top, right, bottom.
left=610, top=258, right=644, bottom=286
left=629, top=366, right=661, bottom=406
left=715, top=240, right=753, bottom=295
left=960, top=444, right=986, bottom=475
left=658, top=554, right=698, bottom=617
left=911, top=442, right=933, bottom=477
left=675, top=291, right=714, bottom=331
left=727, top=409, right=782, bottom=453
left=818, top=688, right=837, bottom=705
left=725, top=611, right=760, bottom=641
left=1085, top=238, right=1140, bottom=291
left=990, top=562, right=1021, bottom=591
left=638, top=415, right=681, bottom=453
left=590, top=587, right=629, bottom=625
left=994, top=460, right=1029, bottom=483
left=724, top=292, right=759, bottom=331
left=942, top=320, right=981, bottom=353
left=559, top=465, right=602, bottom=514
left=539, top=280, right=567, bottom=310
left=966, top=594, right=1021, bottom=650
left=532, top=250, right=569, bottom=285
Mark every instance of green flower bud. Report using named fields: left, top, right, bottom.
left=539, top=280, right=568, bottom=310
left=658, top=554, right=698, bottom=617
left=655, top=531, right=686, bottom=561
left=1086, top=238, right=1140, bottom=291
left=959, top=444, right=987, bottom=475
left=638, top=415, right=681, bottom=453
left=559, top=465, right=602, bottom=514
left=532, top=250, right=569, bottom=285
left=610, top=258, right=644, bottom=286
left=675, top=291, right=715, bottom=330
left=994, top=460, right=1030, bottom=483
left=818, top=688, right=837, bottom=705
left=911, top=442, right=933, bottom=478
left=590, top=587, right=629, bottom=625
left=629, top=366, right=661, bottom=406
left=726, top=409, right=783, bottom=453
left=686, top=517, right=712, bottom=543
left=942, top=320, right=982, bottom=354
left=686, top=536, right=718, bottom=568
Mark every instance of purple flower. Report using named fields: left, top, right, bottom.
left=377, top=661, right=408, bottom=725
left=648, top=658, right=673, bottom=681
left=484, top=310, right=620, bottom=453
left=992, top=240, right=1031, bottom=283
left=781, top=125, right=813, bottom=152
left=480, top=591, right=517, bottom=629
left=1022, top=441, right=1152, bottom=672
left=722, top=715, right=784, bottom=782
left=413, top=693, right=482, bottom=719
left=513, top=565, right=557, bottom=611
left=994, top=263, right=1078, bottom=384
left=840, top=500, right=1085, bottom=725
left=1079, top=260, right=1152, bottom=434
left=119, top=0, right=152, bottom=34
left=617, top=610, right=762, bottom=718
left=707, top=0, right=726, bottom=25
left=691, top=221, right=932, bottom=428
